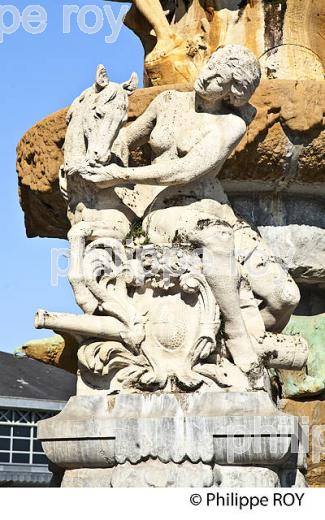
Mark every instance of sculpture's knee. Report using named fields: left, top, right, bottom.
left=275, top=276, right=300, bottom=313
left=262, top=277, right=300, bottom=332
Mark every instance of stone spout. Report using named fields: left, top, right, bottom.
left=35, top=309, right=125, bottom=341
left=255, top=333, right=309, bottom=371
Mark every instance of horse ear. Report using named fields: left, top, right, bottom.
left=95, top=64, right=109, bottom=91
left=122, top=72, right=138, bottom=95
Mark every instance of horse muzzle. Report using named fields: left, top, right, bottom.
left=88, top=150, right=112, bottom=167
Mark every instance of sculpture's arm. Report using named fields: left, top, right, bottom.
left=126, top=130, right=235, bottom=185
left=84, top=117, right=246, bottom=188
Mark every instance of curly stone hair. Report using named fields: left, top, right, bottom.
left=207, top=44, right=261, bottom=104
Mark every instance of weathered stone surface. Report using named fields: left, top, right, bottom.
left=61, top=463, right=285, bottom=488
left=259, top=226, right=325, bottom=284
left=35, top=52, right=312, bottom=398
left=222, top=81, right=325, bottom=185
left=120, top=1, right=325, bottom=86
left=213, top=0, right=325, bottom=81
left=277, top=314, right=325, bottom=399
left=16, top=80, right=325, bottom=239
left=39, top=392, right=306, bottom=487
left=21, top=334, right=79, bottom=374
left=63, top=461, right=214, bottom=488
left=16, top=83, right=185, bottom=238
left=17, top=109, right=69, bottom=239
left=229, top=194, right=325, bottom=230
left=215, top=466, right=281, bottom=488
left=280, top=398, right=325, bottom=488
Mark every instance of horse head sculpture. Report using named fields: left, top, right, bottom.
left=64, top=64, right=138, bottom=171
left=83, top=64, right=138, bottom=166
left=60, top=65, right=138, bottom=200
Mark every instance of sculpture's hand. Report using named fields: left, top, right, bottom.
left=79, top=163, right=125, bottom=187
left=65, top=161, right=89, bottom=177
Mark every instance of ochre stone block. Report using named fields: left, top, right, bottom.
left=280, top=398, right=325, bottom=488
left=21, top=334, right=79, bottom=374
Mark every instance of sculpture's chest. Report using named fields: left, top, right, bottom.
left=149, top=108, right=214, bottom=157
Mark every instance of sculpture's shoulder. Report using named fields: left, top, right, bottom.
left=218, top=109, right=247, bottom=142
left=152, top=88, right=188, bottom=107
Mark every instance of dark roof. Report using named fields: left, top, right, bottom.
left=0, top=466, right=51, bottom=487
left=0, top=351, right=76, bottom=402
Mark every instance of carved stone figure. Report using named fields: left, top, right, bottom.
left=15, top=0, right=324, bottom=489
left=36, top=45, right=307, bottom=396
left=32, top=43, right=312, bottom=488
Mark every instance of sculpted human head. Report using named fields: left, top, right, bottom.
left=194, top=45, right=261, bottom=107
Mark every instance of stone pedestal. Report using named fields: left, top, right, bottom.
left=38, top=391, right=306, bottom=487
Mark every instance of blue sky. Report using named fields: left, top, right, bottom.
left=0, top=1, right=143, bottom=352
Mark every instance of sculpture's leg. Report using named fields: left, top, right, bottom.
left=234, top=226, right=300, bottom=333
left=134, top=0, right=172, bottom=40
left=68, top=222, right=99, bottom=315
left=189, top=221, right=260, bottom=375
left=132, top=0, right=183, bottom=62
left=245, top=253, right=300, bottom=333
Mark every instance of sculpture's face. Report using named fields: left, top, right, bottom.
left=195, top=59, right=233, bottom=102
left=84, top=66, right=138, bottom=166
left=195, top=60, right=250, bottom=107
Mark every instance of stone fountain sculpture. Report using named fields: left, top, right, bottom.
left=35, top=45, right=310, bottom=487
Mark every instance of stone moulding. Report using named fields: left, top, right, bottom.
left=38, top=392, right=306, bottom=472
left=59, top=463, right=303, bottom=488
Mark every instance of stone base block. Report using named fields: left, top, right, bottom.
left=61, top=463, right=295, bottom=488
left=61, top=463, right=306, bottom=488
left=38, top=392, right=307, bottom=488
